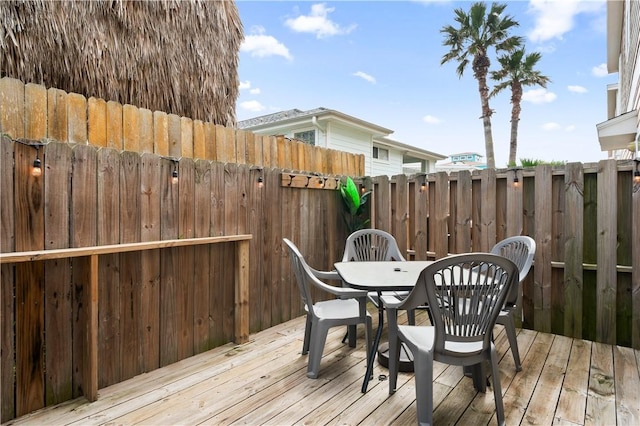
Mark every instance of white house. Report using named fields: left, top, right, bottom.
left=435, top=152, right=487, bottom=173
left=596, top=0, right=639, bottom=160
left=237, top=107, right=446, bottom=177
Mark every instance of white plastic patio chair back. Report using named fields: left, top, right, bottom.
left=343, top=229, right=416, bottom=325
left=283, top=238, right=372, bottom=379
left=343, top=229, right=406, bottom=262
left=491, top=235, right=536, bottom=371
left=384, top=253, right=518, bottom=426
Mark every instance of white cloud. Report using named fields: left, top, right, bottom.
left=592, top=63, right=609, bottom=77
left=249, top=88, right=261, bottom=95
left=353, top=71, right=376, bottom=84
left=239, top=81, right=251, bottom=90
left=422, top=115, right=442, bottom=125
left=542, top=122, right=561, bottom=131
left=241, top=26, right=292, bottom=60
left=522, top=88, right=557, bottom=104
left=240, top=100, right=266, bottom=113
left=285, top=3, right=357, bottom=39
left=567, top=85, right=587, bottom=94
left=565, top=124, right=576, bottom=132
left=527, top=0, right=605, bottom=43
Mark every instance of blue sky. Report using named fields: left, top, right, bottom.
left=235, top=0, right=616, bottom=167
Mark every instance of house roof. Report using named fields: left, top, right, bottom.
left=374, top=137, right=446, bottom=162
left=238, top=107, right=446, bottom=162
left=596, top=109, right=638, bottom=151
left=237, top=107, right=392, bottom=136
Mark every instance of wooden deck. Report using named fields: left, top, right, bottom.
left=4, top=310, right=639, bottom=426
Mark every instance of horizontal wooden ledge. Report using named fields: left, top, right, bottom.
left=0, top=235, right=253, bottom=264
left=551, top=260, right=633, bottom=273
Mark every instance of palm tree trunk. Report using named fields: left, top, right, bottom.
left=509, top=85, right=523, bottom=166
left=477, top=73, right=496, bottom=169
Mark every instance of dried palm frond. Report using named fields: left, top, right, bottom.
left=1, top=0, right=243, bottom=126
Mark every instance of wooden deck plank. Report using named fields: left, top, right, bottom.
left=3, top=311, right=639, bottom=426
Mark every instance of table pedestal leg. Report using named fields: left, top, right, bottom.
left=362, top=298, right=384, bottom=393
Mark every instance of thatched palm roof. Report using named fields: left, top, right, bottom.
left=1, top=0, right=243, bottom=127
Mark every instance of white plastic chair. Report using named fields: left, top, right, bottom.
left=283, top=238, right=372, bottom=379
left=491, top=235, right=536, bottom=372
left=383, top=253, right=519, bottom=426
left=343, top=229, right=416, bottom=324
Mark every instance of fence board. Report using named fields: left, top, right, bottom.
left=0, top=77, right=25, bottom=138
left=582, top=173, right=598, bottom=343
left=374, top=175, right=391, bottom=232
left=47, top=88, right=68, bottom=143
left=106, top=101, right=123, bottom=150
left=153, top=111, right=169, bottom=157
left=236, top=129, right=247, bottom=165
left=616, top=172, right=633, bottom=347
left=455, top=171, right=472, bottom=254
left=24, top=83, right=47, bottom=140
left=0, top=137, right=15, bottom=422
left=160, top=156, right=179, bottom=366
left=168, top=114, right=181, bottom=159
left=139, top=109, right=154, bottom=154
left=140, top=153, right=161, bottom=372
left=204, top=121, right=216, bottom=161
left=194, top=159, right=212, bottom=351
left=479, top=168, right=497, bottom=252
left=193, top=120, right=205, bottom=160
left=70, top=144, right=97, bottom=399
left=433, top=172, right=449, bottom=259
left=88, top=97, right=107, bottom=147
left=268, top=167, right=283, bottom=327
left=68, top=93, right=87, bottom=144
left=534, top=164, right=553, bottom=333
left=394, top=174, right=409, bottom=254
left=496, top=174, right=507, bottom=242
left=597, top=160, right=617, bottom=345
left=506, top=168, right=523, bottom=237
left=551, top=173, right=566, bottom=335
left=248, top=166, right=263, bottom=333
left=119, top=151, right=142, bottom=380
left=209, top=161, right=226, bottom=346
left=223, top=164, right=239, bottom=341
left=97, top=148, right=121, bottom=387
left=180, top=117, right=194, bottom=158
left=15, top=141, right=45, bottom=416
left=43, top=143, right=72, bottom=406
left=123, top=105, right=140, bottom=153
left=178, top=158, right=195, bottom=361
left=564, top=163, right=584, bottom=338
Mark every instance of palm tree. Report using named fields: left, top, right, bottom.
left=490, top=49, right=551, bottom=166
left=441, top=2, right=522, bottom=169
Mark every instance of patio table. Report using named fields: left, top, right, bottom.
left=334, top=260, right=433, bottom=393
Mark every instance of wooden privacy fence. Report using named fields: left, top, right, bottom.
left=365, top=164, right=640, bottom=350
left=0, top=136, right=351, bottom=421
left=0, top=77, right=364, bottom=176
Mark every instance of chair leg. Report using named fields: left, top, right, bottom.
left=347, top=324, right=357, bottom=347
left=407, top=308, right=416, bottom=325
left=412, top=348, right=434, bottom=426
left=364, top=316, right=373, bottom=371
left=302, top=315, right=312, bottom=355
left=489, top=344, right=506, bottom=426
left=499, top=313, right=522, bottom=372
left=307, top=321, right=329, bottom=379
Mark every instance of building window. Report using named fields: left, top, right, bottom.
left=293, top=130, right=315, bottom=145
left=373, top=146, right=389, bottom=161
